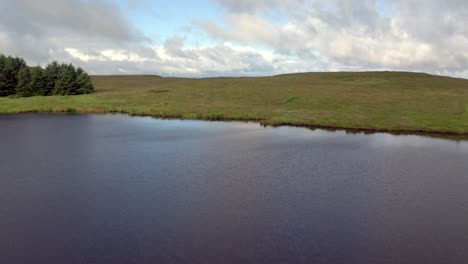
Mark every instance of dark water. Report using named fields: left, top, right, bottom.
left=1, top=114, right=468, bottom=264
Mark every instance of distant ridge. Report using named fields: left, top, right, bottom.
left=90, top=71, right=465, bottom=81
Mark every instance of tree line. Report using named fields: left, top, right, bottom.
left=0, top=54, right=94, bottom=97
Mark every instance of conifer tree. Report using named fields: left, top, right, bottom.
left=0, top=54, right=94, bottom=97
left=0, top=55, right=6, bottom=96
left=30, top=67, right=48, bottom=96
left=53, top=64, right=79, bottom=95
left=16, top=66, right=33, bottom=97
left=76, top=67, right=94, bottom=94
left=44, top=61, right=60, bottom=95
left=1, top=56, right=26, bottom=96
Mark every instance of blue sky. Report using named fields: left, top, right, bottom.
left=1, top=0, right=468, bottom=77
left=122, top=0, right=222, bottom=44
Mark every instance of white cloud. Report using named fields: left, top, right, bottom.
left=1, top=0, right=468, bottom=77
left=202, top=0, right=468, bottom=76
left=64, top=40, right=330, bottom=77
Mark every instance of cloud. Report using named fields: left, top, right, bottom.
left=212, top=0, right=304, bottom=13
left=2, top=0, right=145, bottom=41
left=1, top=0, right=467, bottom=77
left=0, top=0, right=147, bottom=65
left=65, top=41, right=288, bottom=76
left=204, top=0, right=468, bottom=76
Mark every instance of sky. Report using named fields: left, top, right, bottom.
left=1, top=0, right=468, bottom=77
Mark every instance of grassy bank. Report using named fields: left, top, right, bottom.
left=1, top=71, right=468, bottom=135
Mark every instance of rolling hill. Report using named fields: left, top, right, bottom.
left=1, top=71, right=468, bottom=135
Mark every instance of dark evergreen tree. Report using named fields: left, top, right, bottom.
left=44, top=61, right=60, bottom=95
left=76, top=67, right=94, bottom=94
left=0, top=56, right=26, bottom=96
left=30, top=67, right=48, bottom=96
left=0, top=55, right=6, bottom=96
left=0, top=54, right=93, bottom=97
left=16, top=66, right=33, bottom=97
left=53, top=64, right=79, bottom=95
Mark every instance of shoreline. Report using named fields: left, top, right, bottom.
left=3, top=110, right=468, bottom=140
left=1, top=72, right=468, bottom=140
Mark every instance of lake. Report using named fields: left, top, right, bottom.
left=1, top=114, right=468, bottom=264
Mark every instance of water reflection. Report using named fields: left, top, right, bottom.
left=1, top=114, right=468, bottom=264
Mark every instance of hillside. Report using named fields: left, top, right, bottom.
left=1, top=71, right=468, bottom=135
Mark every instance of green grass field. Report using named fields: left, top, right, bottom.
left=1, top=71, right=468, bottom=135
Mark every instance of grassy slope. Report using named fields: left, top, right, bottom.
left=1, top=71, right=468, bottom=134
